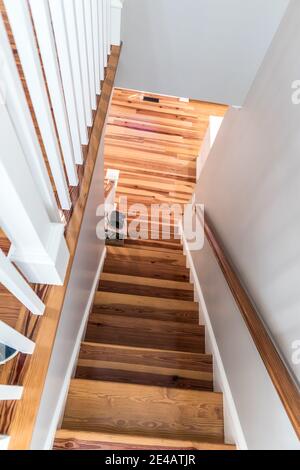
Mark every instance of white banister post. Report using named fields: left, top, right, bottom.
left=63, top=0, right=89, bottom=146
left=0, top=250, right=45, bottom=316
left=0, top=15, right=61, bottom=224
left=0, top=104, right=70, bottom=285
left=111, top=0, right=124, bottom=46
left=4, top=0, right=72, bottom=211
left=84, top=0, right=97, bottom=110
left=107, top=0, right=111, bottom=54
left=102, top=0, right=108, bottom=67
left=0, top=322, right=35, bottom=355
left=98, top=0, right=105, bottom=81
left=74, top=0, right=93, bottom=127
left=92, top=0, right=101, bottom=95
left=48, top=0, right=83, bottom=165
left=0, top=386, right=23, bottom=402
left=29, top=0, right=78, bottom=187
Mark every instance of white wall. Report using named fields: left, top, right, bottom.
left=195, top=0, right=300, bottom=386
left=30, top=133, right=107, bottom=450
left=188, top=233, right=300, bottom=449
left=116, top=0, right=289, bottom=105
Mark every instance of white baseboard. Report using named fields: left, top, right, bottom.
left=43, top=247, right=107, bottom=450
left=179, top=222, right=247, bottom=450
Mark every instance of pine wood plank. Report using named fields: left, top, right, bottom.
left=54, top=429, right=235, bottom=451
left=85, top=313, right=204, bottom=353
left=76, top=342, right=213, bottom=391
left=62, top=379, right=224, bottom=442
left=103, top=259, right=190, bottom=282
left=94, top=291, right=198, bottom=312
left=106, top=246, right=186, bottom=266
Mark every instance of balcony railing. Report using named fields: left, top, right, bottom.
left=0, top=0, right=123, bottom=447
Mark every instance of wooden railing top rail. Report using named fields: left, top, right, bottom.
left=198, top=209, right=300, bottom=440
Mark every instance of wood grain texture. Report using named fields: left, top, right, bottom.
left=0, top=46, right=121, bottom=450
left=203, top=212, right=300, bottom=440
left=62, top=379, right=224, bottom=443
left=99, top=279, right=194, bottom=301
left=105, top=88, right=227, bottom=213
left=103, top=258, right=190, bottom=282
left=54, top=429, right=235, bottom=451
left=55, top=90, right=230, bottom=450
left=85, top=313, right=205, bottom=353
left=92, top=291, right=198, bottom=323
left=106, top=246, right=187, bottom=266
left=76, top=342, right=213, bottom=391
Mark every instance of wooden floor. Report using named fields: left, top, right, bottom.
left=54, top=90, right=231, bottom=451
left=105, top=88, right=226, bottom=211
left=0, top=229, right=22, bottom=329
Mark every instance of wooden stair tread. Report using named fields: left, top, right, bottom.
left=85, top=313, right=205, bottom=353
left=106, top=246, right=186, bottom=267
left=103, top=258, right=190, bottom=282
left=98, top=283, right=192, bottom=302
left=124, top=238, right=182, bottom=252
left=94, top=291, right=198, bottom=312
left=93, top=290, right=198, bottom=322
left=76, top=342, right=213, bottom=391
left=62, top=379, right=224, bottom=442
left=92, top=301, right=198, bottom=324
left=54, top=429, right=235, bottom=451
left=100, top=273, right=194, bottom=291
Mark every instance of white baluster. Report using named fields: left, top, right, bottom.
left=111, top=0, right=124, bottom=46
left=0, top=322, right=35, bottom=355
left=48, top=0, right=83, bottom=165
left=84, top=0, right=97, bottom=110
left=92, top=0, right=101, bottom=95
left=102, top=0, right=108, bottom=67
left=4, top=0, right=71, bottom=211
left=0, top=102, right=70, bottom=285
left=0, top=387, right=23, bottom=402
left=29, top=0, right=78, bottom=187
left=74, top=0, right=93, bottom=127
left=98, top=0, right=105, bottom=81
left=0, top=15, right=60, bottom=224
left=107, top=0, right=111, bottom=55
left=0, top=250, right=45, bottom=316
left=63, top=0, right=89, bottom=145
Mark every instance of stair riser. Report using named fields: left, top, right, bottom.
left=76, top=366, right=213, bottom=391
left=104, top=261, right=190, bottom=282
left=98, top=281, right=194, bottom=301
left=85, top=324, right=205, bottom=353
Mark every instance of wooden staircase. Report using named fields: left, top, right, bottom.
left=54, top=239, right=234, bottom=450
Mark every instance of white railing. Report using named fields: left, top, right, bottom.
left=0, top=0, right=122, bottom=407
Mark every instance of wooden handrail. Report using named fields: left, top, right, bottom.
left=200, top=210, right=300, bottom=440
